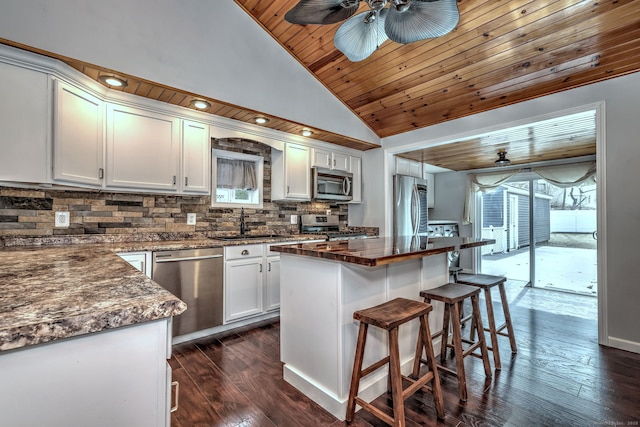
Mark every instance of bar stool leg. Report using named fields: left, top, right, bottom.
left=440, top=303, right=451, bottom=363
left=419, top=315, right=445, bottom=419
left=449, top=302, right=467, bottom=402
left=498, top=282, right=518, bottom=353
left=482, top=287, right=502, bottom=370
left=346, top=322, right=368, bottom=422
left=470, top=294, right=492, bottom=378
left=388, top=328, right=405, bottom=427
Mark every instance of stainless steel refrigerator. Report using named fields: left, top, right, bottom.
left=393, top=174, right=429, bottom=237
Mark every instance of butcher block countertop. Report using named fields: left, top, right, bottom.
left=270, top=236, right=496, bottom=267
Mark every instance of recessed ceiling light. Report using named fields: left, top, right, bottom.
left=254, top=117, right=270, bottom=124
left=301, top=128, right=313, bottom=137
left=98, top=75, right=128, bottom=88
left=190, top=99, right=211, bottom=110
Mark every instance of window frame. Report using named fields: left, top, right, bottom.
left=211, top=149, right=264, bottom=209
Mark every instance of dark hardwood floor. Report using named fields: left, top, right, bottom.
left=170, top=284, right=640, bottom=426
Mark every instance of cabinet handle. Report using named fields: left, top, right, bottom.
left=268, top=262, right=271, bottom=272
left=172, top=175, right=176, bottom=185
left=171, top=381, right=179, bottom=413
left=287, top=185, right=290, bottom=194
left=185, top=177, right=188, bottom=186
left=259, top=263, right=263, bottom=273
left=241, top=249, right=249, bottom=256
left=98, top=168, right=104, bottom=179
left=333, top=158, right=336, bottom=166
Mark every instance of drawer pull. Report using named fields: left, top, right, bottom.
left=241, top=249, right=250, bottom=255
left=171, top=381, right=179, bottom=413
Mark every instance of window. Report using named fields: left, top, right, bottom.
left=211, top=149, right=263, bottom=208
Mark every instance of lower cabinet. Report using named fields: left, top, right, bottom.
left=224, top=243, right=282, bottom=323
left=0, top=318, right=174, bottom=427
left=118, top=251, right=152, bottom=277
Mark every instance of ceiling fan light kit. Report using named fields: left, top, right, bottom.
left=495, top=149, right=511, bottom=167
left=285, top=0, right=460, bottom=61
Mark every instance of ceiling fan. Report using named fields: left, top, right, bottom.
left=285, top=0, right=460, bottom=62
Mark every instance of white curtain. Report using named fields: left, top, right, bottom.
left=463, top=161, right=596, bottom=225
left=217, top=158, right=257, bottom=189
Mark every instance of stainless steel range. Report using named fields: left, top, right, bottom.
left=299, top=214, right=367, bottom=241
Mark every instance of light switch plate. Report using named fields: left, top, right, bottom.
left=187, top=213, right=197, bottom=225
left=290, top=214, right=298, bottom=224
left=326, top=209, right=331, bottom=215
left=55, top=211, right=70, bottom=228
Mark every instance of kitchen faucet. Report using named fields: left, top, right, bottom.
left=240, top=207, right=249, bottom=235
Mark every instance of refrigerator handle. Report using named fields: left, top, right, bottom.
left=411, top=185, right=420, bottom=235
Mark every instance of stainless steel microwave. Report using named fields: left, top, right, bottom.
left=312, top=167, right=353, bottom=202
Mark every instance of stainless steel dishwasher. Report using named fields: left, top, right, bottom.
left=152, top=247, right=223, bottom=336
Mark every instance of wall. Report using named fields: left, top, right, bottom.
left=380, top=71, right=640, bottom=352
left=0, top=138, right=349, bottom=239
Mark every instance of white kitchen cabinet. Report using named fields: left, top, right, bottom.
left=0, top=60, right=49, bottom=184
left=349, top=155, right=362, bottom=204
left=271, top=143, right=311, bottom=201
left=424, top=171, right=435, bottom=208
left=118, top=251, right=152, bottom=278
left=106, top=104, right=180, bottom=191
left=312, top=148, right=350, bottom=172
left=181, top=120, right=210, bottom=194
left=224, top=244, right=265, bottom=322
left=0, top=319, right=173, bottom=427
left=265, top=255, right=281, bottom=311
left=52, top=79, right=104, bottom=187
left=395, top=157, right=423, bottom=178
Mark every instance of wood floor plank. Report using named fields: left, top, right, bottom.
left=170, top=287, right=640, bottom=427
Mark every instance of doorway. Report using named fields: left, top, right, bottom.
left=480, top=175, right=597, bottom=296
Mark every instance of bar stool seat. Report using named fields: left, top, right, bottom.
left=413, top=283, right=492, bottom=402
left=346, top=297, right=445, bottom=426
left=455, top=273, right=517, bottom=370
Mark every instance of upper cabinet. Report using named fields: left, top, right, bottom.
left=349, top=156, right=362, bottom=204
left=181, top=120, right=210, bottom=194
left=106, top=104, right=180, bottom=191
left=0, top=60, right=49, bottom=184
left=52, top=79, right=104, bottom=187
left=272, top=143, right=311, bottom=201
left=312, top=148, right=349, bottom=172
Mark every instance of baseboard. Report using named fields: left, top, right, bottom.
left=171, top=312, right=279, bottom=345
left=607, top=336, right=640, bottom=354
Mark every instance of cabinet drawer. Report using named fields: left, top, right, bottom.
left=224, top=244, right=264, bottom=260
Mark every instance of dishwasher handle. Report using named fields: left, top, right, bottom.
left=154, top=254, right=223, bottom=263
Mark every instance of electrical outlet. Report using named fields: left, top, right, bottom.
left=55, top=211, right=70, bottom=228
left=326, top=209, right=331, bottom=215
left=187, top=213, right=197, bottom=225
left=290, top=214, right=298, bottom=224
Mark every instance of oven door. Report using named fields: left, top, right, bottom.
left=313, top=168, right=353, bottom=201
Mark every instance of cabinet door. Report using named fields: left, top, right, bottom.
left=284, top=143, right=311, bottom=200
left=106, top=104, right=180, bottom=191
left=332, top=152, right=350, bottom=172
left=395, top=157, right=422, bottom=178
left=349, top=156, right=362, bottom=203
left=53, top=79, right=104, bottom=186
left=118, top=251, right=152, bottom=278
left=0, top=61, right=49, bottom=184
left=181, top=120, right=210, bottom=194
left=224, top=258, right=263, bottom=322
left=265, top=255, right=280, bottom=311
left=312, top=148, right=331, bottom=168
left=424, top=172, right=435, bottom=208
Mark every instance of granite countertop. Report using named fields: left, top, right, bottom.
left=0, top=246, right=187, bottom=352
left=0, top=233, right=326, bottom=353
left=270, top=236, right=496, bottom=267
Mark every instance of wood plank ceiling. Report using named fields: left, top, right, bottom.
left=236, top=0, right=640, bottom=169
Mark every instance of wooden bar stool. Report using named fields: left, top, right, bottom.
left=413, top=283, right=492, bottom=402
left=455, top=273, right=517, bottom=370
left=346, top=298, right=445, bottom=427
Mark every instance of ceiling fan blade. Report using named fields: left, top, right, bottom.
left=334, top=9, right=389, bottom=61
left=285, top=0, right=361, bottom=25
left=384, top=0, right=460, bottom=44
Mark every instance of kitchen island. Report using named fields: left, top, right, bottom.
left=270, top=236, right=495, bottom=419
left=0, top=245, right=186, bottom=427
